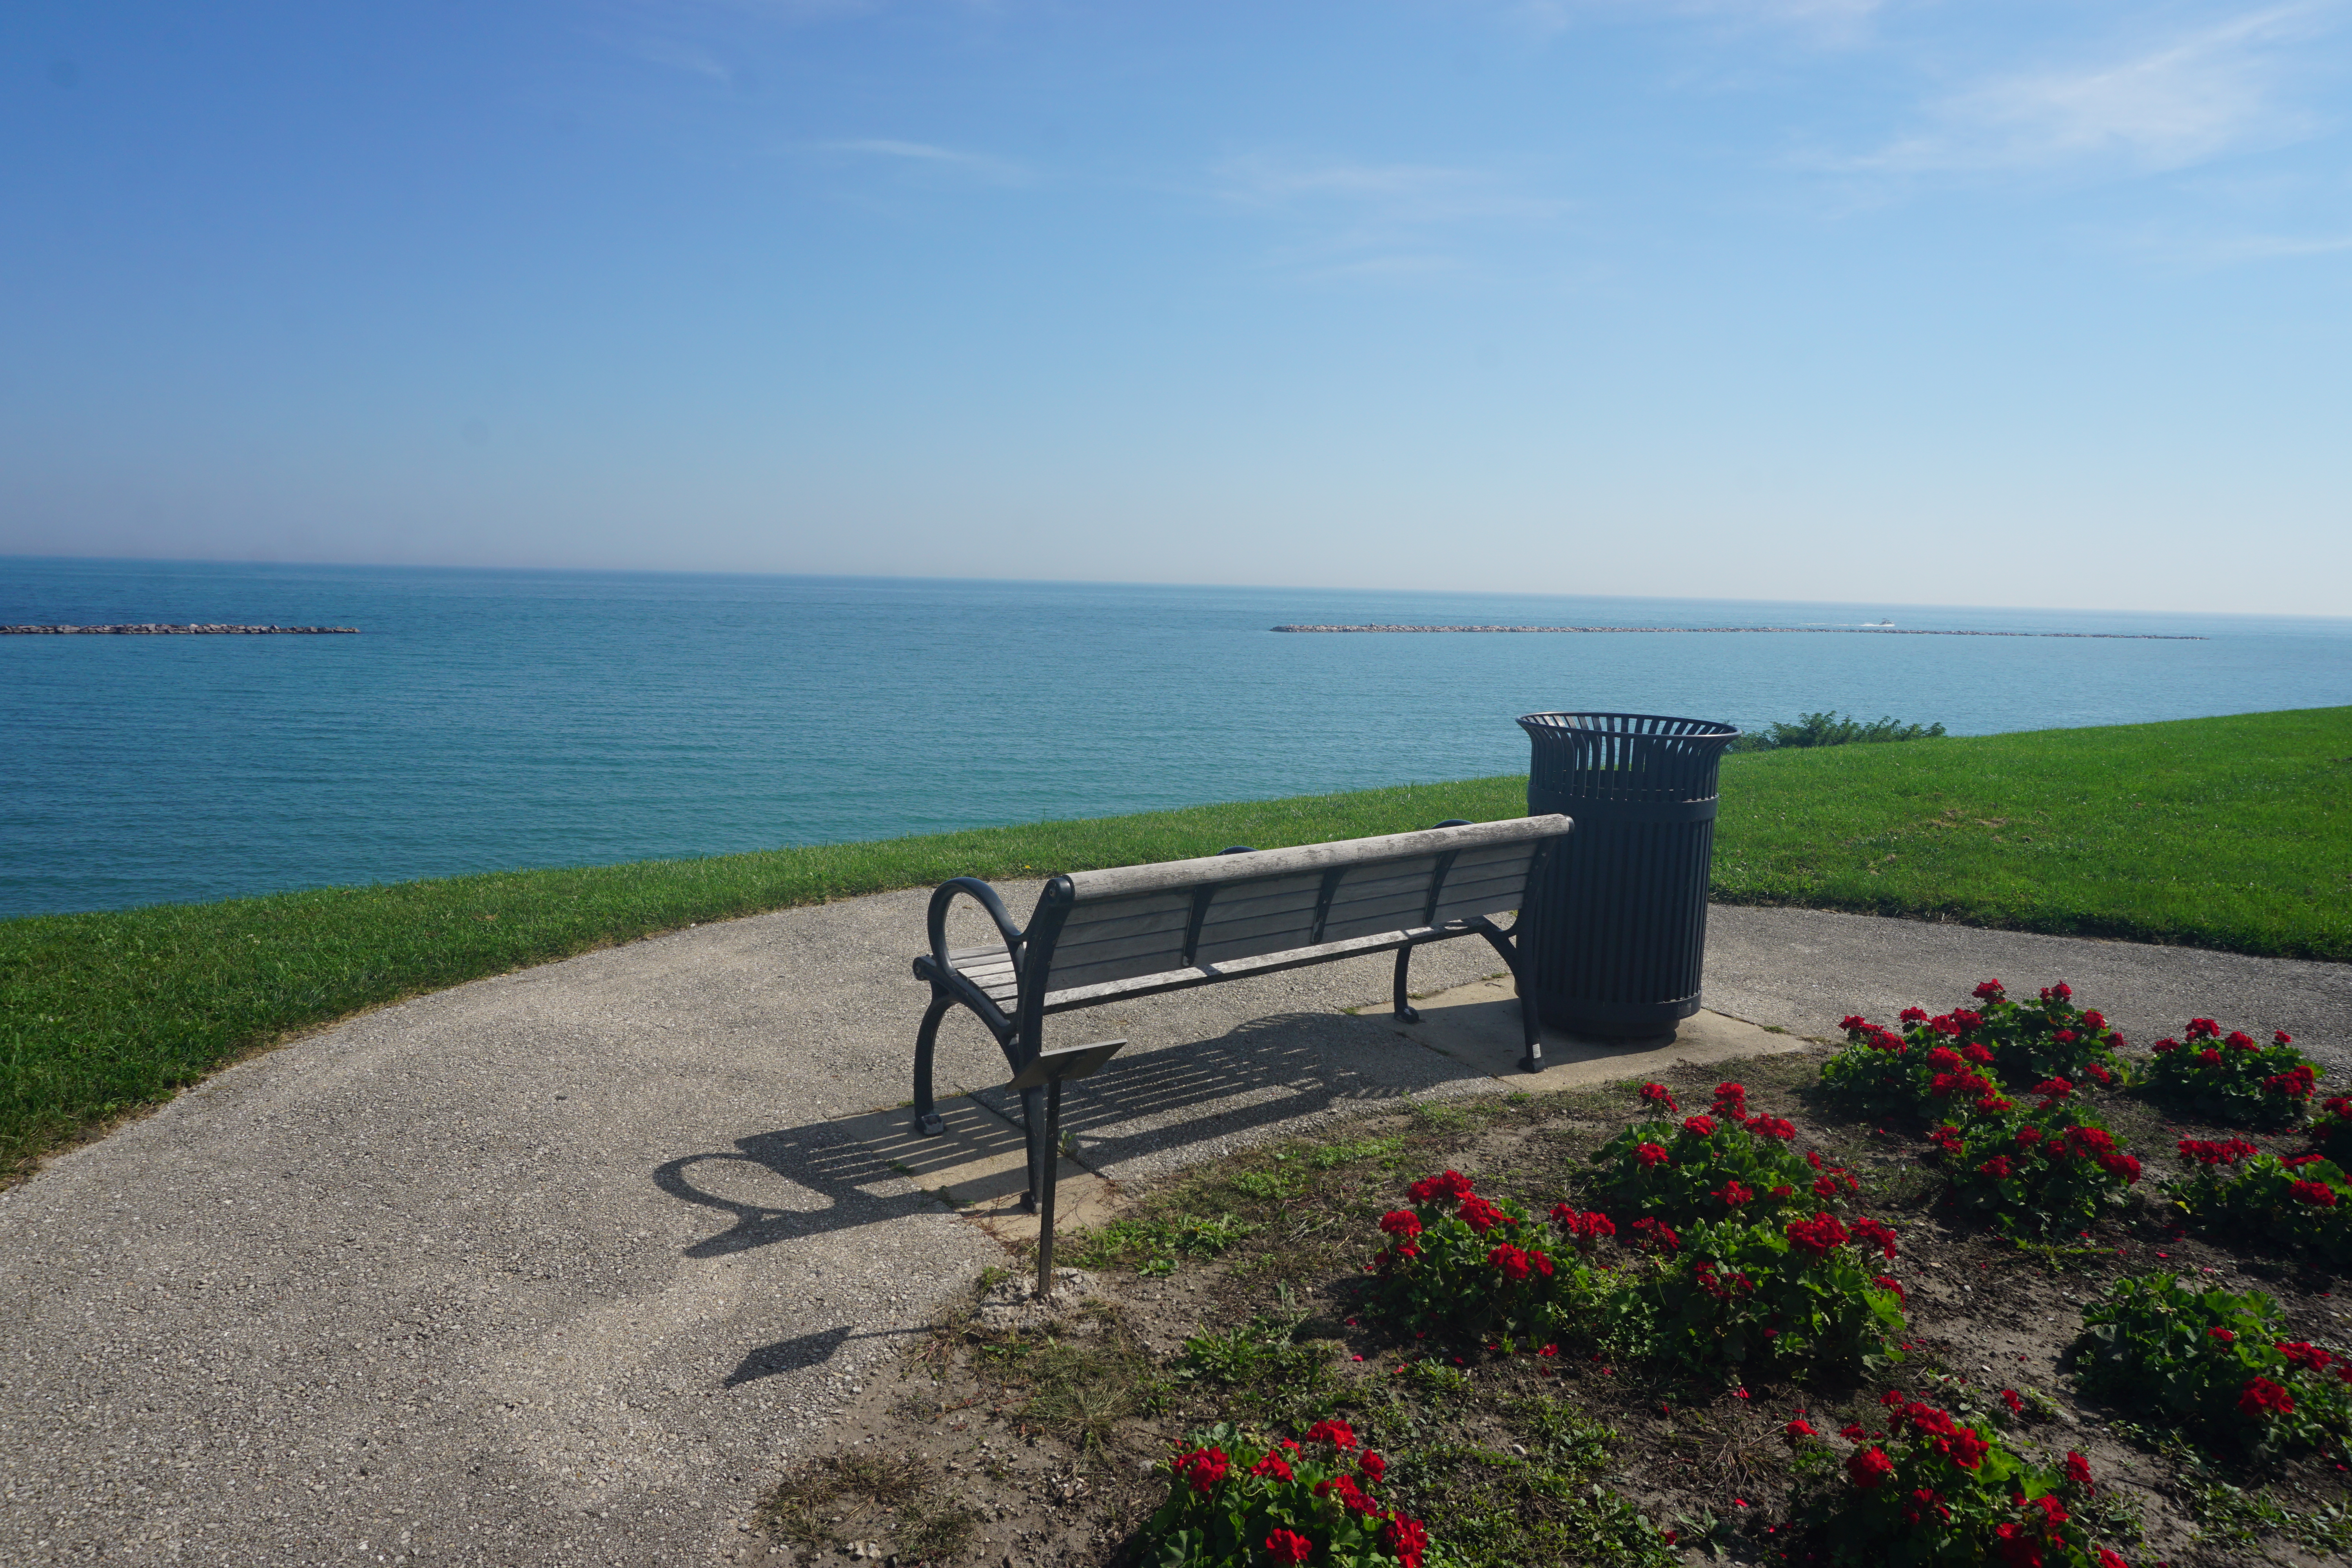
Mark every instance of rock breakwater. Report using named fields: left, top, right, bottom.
left=2, top=623, right=358, bottom=635
left=1270, top=624, right=2204, bottom=640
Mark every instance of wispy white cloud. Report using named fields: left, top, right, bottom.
left=624, top=35, right=742, bottom=85
left=1853, top=4, right=2339, bottom=174
left=1211, top=154, right=1569, bottom=282
left=2134, top=224, right=2352, bottom=265
left=1508, top=0, right=1884, bottom=45
left=816, top=138, right=1035, bottom=185
left=1216, top=156, right=1566, bottom=227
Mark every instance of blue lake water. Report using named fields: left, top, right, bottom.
left=4, top=556, right=2347, bottom=916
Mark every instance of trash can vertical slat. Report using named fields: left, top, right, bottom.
left=1517, top=711, right=1739, bottom=1036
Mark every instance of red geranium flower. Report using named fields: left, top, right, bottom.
left=1406, top=1170, right=1474, bottom=1204
left=1307, top=1418, right=1359, bottom=1450
left=1250, top=1451, right=1295, bottom=1481
left=1786, top=1212, right=1850, bottom=1260
left=1381, top=1515, right=1429, bottom=1568
left=1457, top=1194, right=1506, bottom=1233
left=1682, top=1114, right=1717, bottom=1138
left=2063, top=1451, right=2094, bottom=1490
left=1846, top=1447, right=1895, bottom=1489
left=2238, top=1376, right=2295, bottom=1418
left=1639, top=1082, right=1679, bottom=1113
left=1634, top=1142, right=1670, bottom=1169
left=1849, top=1216, right=1899, bottom=1259
left=1993, top=1522, right=2044, bottom=1568
left=1379, top=1210, right=1423, bottom=1239
left=1265, top=1528, right=1313, bottom=1564
left=1173, top=1445, right=1229, bottom=1493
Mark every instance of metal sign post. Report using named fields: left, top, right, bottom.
left=1004, top=1039, right=1125, bottom=1300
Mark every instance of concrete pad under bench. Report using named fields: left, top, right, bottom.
left=829, top=1094, right=1118, bottom=1249
left=1376, top=974, right=1811, bottom=1091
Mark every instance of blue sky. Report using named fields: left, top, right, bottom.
left=5, top=2, right=2349, bottom=613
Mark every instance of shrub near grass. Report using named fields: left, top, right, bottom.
left=2141, top=1020, right=2324, bottom=1129
left=1820, top=980, right=2126, bottom=1121
left=1370, top=1170, right=1615, bottom=1345
left=2072, top=1274, right=2352, bottom=1461
left=1789, top=1392, right=2126, bottom=1567
left=1612, top=1211, right=1909, bottom=1379
left=2308, top=1097, right=2352, bottom=1165
left=1586, top=1081, right=1854, bottom=1231
left=1959, top=980, right=2131, bottom=1088
left=1146, top=1420, right=1446, bottom=1568
left=1928, top=1081, right=2143, bottom=1237
left=2169, top=1142, right=2352, bottom=1270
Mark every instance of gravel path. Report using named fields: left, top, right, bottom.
left=2, top=891, right=2340, bottom=1567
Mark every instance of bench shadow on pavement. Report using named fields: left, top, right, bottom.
left=652, top=1011, right=1440, bottom=1260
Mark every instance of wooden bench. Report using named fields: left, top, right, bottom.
left=909, top=814, right=1574, bottom=1209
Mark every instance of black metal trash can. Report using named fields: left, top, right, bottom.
left=1517, top=711, right=1740, bottom=1036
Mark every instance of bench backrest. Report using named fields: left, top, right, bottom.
left=1035, top=816, right=1572, bottom=995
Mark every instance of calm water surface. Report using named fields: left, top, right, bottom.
left=4, top=557, right=2346, bottom=915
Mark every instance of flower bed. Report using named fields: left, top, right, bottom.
left=766, top=965, right=2352, bottom=1568
left=1612, top=1210, right=1909, bottom=1376
left=1928, top=1084, right=2143, bottom=1236
left=2071, top=1274, right=2352, bottom=1461
left=1791, top=1389, right=2126, bottom=1567
left=1370, top=1170, right=1612, bottom=1343
left=1586, top=1081, right=1848, bottom=1230
left=2168, top=1140, right=2352, bottom=1269
left=1145, top=1421, right=1446, bottom=1568
left=1821, top=980, right=2128, bottom=1118
left=2141, top=1020, right=2324, bottom=1128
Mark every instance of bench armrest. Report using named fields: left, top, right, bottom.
left=926, top=877, right=1029, bottom=977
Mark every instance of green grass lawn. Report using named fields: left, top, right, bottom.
left=1711, top=706, right=2352, bottom=960
left=4, top=706, right=2346, bottom=1176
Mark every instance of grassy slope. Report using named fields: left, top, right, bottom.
left=4, top=706, right=2346, bottom=1173
left=0, top=780, right=1520, bottom=1172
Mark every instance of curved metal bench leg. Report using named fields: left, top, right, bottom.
left=1476, top=925, right=1544, bottom=1073
left=1391, top=946, right=1419, bottom=1024
left=911, top=992, right=951, bottom=1135
left=1020, top=1083, right=1047, bottom=1214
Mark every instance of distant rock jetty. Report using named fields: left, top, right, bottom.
left=1271, top=624, right=2204, bottom=641
left=1, top=623, right=358, bottom=635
